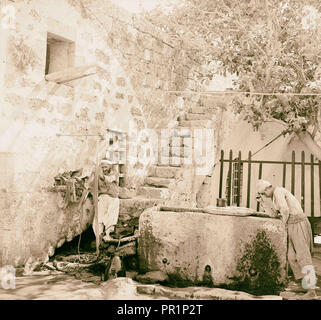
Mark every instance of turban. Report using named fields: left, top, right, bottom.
left=256, top=179, right=272, bottom=194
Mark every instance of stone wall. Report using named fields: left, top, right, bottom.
left=0, top=0, right=207, bottom=267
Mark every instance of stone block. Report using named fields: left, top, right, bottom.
left=168, top=146, right=192, bottom=158
left=147, top=165, right=156, bottom=177
left=115, top=92, right=125, bottom=100
left=179, top=120, right=211, bottom=128
left=158, top=155, right=188, bottom=166
left=185, top=113, right=212, bottom=121
left=119, top=198, right=163, bottom=222
left=117, top=241, right=137, bottom=257
left=168, top=138, right=184, bottom=147
left=118, top=187, right=136, bottom=199
left=138, top=186, right=170, bottom=199
left=116, top=77, right=126, bottom=87
left=144, top=177, right=175, bottom=188
left=144, top=49, right=151, bottom=61
left=154, top=166, right=183, bottom=179
left=130, top=106, right=142, bottom=117
left=138, top=208, right=287, bottom=292
left=173, top=128, right=192, bottom=137
left=188, top=107, right=214, bottom=114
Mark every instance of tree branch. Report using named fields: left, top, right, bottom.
left=311, top=110, right=320, bottom=138
left=265, top=118, right=288, bottom=128
left=219, top=0, right=268, bottom=58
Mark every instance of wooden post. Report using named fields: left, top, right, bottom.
left=247, top=151, right=252, bottom=208
left=311, top=154, right=315, bottom=218
left=237, top=151, right=242, bottom=207
left=282, top=163, right=286, bottom=188
left=227, top=150, right=233, bottom=206
left=93, top=138, right=101, bottom=256
left=291, top=151, right=295, bottom=195
left=301, top=151, right=305, bottom=211
left=319, top=161, right=321, bottom=219
left=257, top=162, right=263, bottom=212
left=219, top=150, right=224, bottom=199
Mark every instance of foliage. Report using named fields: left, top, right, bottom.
left=146, top=0, right=321, bottom=139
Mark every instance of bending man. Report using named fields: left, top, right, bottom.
left=256, top=179, right=316, bottom=298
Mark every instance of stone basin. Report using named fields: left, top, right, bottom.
left=138, top=206, right=287, bottom=295
left=159, top=205, right=270, bottom=217
left=205, top=205, right=257, bottom=216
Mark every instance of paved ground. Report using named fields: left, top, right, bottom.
left=279, top=248, right=321, bottom=300
left=0, top=271, right=282, bottom=300
left=1, top=249, right=321, bottom=300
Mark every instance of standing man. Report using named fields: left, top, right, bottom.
left=256, top=179, right=317, bottom=299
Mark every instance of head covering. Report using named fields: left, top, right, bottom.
left=256, top=179, right=272, bottom=194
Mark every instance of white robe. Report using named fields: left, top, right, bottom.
left=92, top=194, right=120, bottom=241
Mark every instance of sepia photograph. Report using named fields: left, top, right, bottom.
left=0, top=0, right=321, bottom=308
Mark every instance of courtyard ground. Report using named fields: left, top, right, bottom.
left=1, top=248, right=321, bottom=300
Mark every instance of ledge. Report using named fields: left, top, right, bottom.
left=45, top=65, right=97, bottom=86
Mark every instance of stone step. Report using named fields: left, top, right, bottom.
left=138, top=186, right=170, bottom=199
left=144, top=177, right=175, bottom=188
left=148, top=166, right=183, bottom=179
left=160, top=140, right=185, bottom=148
left=160, top=137, right=193, bottom=149
left=184, top=113, right=213, bottom=121
left=157, top=156, right=186, bottom=167
left=159, top=147, right=192, bottom=158
left=156, top=128, right=192, bottom=138
left=188, top=106, right=216, bottom=114
left=188, top=107, right=206, bottom=114
left=198, top=96, right=227, bottom=108
left=178, top=120, right=211, bottom=128
left=161, top=136, right=209, bottom=148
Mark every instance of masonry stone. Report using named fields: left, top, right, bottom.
left=138, top=208, right=287, bottom=288
left=144, top=177, right=175, bottom=188
left=154, top=166, right=183, bottom=179
left=138, top=186, right=171, bottom=199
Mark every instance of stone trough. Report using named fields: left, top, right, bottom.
left=138, top=206, right=287, bottom=295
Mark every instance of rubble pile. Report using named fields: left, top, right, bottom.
left=40, top=212, right=139, bottom=285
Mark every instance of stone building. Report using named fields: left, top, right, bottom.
left=0, top=0, right=230, bottom=268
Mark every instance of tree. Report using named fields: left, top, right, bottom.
left=145, top=0, right=321, bottom=158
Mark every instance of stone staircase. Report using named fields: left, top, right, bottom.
left=30, top=78, right=221, bottom=236
left=139, top=104, right=217, bottom=200
left=119, top=102, right=220, bottom=226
